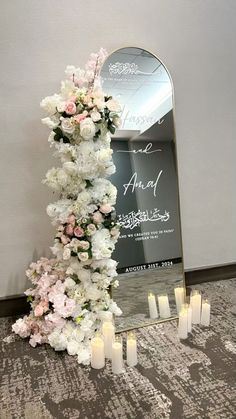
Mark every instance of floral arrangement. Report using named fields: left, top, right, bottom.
left=12, top=48, right=122, bottom=365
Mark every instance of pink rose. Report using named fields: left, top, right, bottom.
left=68, top=214, right=76, bottom=226
left=64, top=101, right=76, bottom=115
left=61, top=235, right=70, bottom=245
left=93, top=211, right=104, bottom=224
left=65, top=224, right=74, bottom=236
left=34, top=304, right=44, bottom=317
left=74, top=112, right=88, bottom=124
left=100, top=204, right=112, bottom=214
left=74, top=226, right=84, bottom=238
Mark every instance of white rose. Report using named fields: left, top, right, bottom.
left=87, top=224, right=96, bottom=236
left=106, top=98, right=121, bottom=112
left=80, top=118, right=96, bottom=140
left=78, top=252, right=89, bottom=262
left=78, top=241, right=90, bottom=251
left=63, top=248, right=71, bottom=260
left=90, top=110, right=101, bottom=122
left=67, top=340, right=80, bottom=356
left=61, top=117, right=75, bottom=134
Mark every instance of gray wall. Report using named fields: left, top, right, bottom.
left=0, top=0, right=236, bottom=297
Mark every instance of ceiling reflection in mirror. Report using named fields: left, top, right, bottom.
left=100, top=47, right=184, bottom=331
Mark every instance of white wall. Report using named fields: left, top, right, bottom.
left=0, top=0, right=235, bottom=297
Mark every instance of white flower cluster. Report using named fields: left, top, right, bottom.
left=12, top=49, right=122, bottom=365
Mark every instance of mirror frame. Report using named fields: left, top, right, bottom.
left=100, top=46, right=186, bottom=331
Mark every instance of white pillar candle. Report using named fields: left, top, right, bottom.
left=148, top=292, right=158, bottom=319
left=91, top=334, right=105, bottom=369
left=190, top=290, right=202, bottom=324
left=102, top=320, right=115, bottom=359
left=112, top=335, right=123, bottom=374
left=178, top=308, right=188, bottom=339
left=181, top=303, right=192, bottom=333
left=201, top=299, right=210, bottom=326
left=158, top=294, right=171, bottom=318
left=174, top=286, right=185, bottom=314
left=126, top=332, right=138, bottom=367
left=187, top=304, right=192, bottom=333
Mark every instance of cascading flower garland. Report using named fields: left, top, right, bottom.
left=12, top=48, right=122, bottom=365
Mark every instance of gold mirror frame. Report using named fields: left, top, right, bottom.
left=100, top=46, right=185, bottom=332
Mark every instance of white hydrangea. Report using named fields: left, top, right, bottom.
left=40, top=94, right=61, bottom=115
left=91, top=229, right=115, bottom=259
left=48, top=330, right=68, bottom=351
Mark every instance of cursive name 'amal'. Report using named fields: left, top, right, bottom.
left=117, top=142, right=162, bottom=155
left=123, top=171, right=163, bottom=197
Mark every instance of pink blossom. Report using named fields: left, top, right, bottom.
left=100, top=204, right=112, bottom=214
left=34, top=304, right=44, bottom=317
left=74, top=226, right=84, bottom=238
left=68, top=214, right=76, bottom=226
left=65, top=224, right=74, bottom=236
left=45, top=312, right=66, bottom=329
left=93, top=211, right=104, bottom=224
left=29, top=333, right=43, bottom=347
left=34, top=299, right=49, bottom=317
left=64, top=101, right=76, bottom=115
left=74, top=112, right=88, bottom=124
left=12, top=317, right=31, bottom=338
left=61, top=235, right=70, bottom=245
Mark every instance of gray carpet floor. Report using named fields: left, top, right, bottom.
left=0, top=279, right=236, bottom=419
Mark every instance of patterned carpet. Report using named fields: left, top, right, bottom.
left=0, top=279, right=236, bottom=419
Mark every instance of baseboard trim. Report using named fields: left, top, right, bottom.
left=0, top=263, right=235, bottom=318
left=185, top=263, right=236, bottom=285
left=0, top=294, right=29, bottom=318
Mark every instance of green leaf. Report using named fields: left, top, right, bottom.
left=27, top=295, right=33, bottom=303
left=85, top=179, right=93, bottom=188
left=108, top=124, right=116, bottom=135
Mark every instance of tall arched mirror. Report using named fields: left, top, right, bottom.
left=100, top=47, right=184, bottom=331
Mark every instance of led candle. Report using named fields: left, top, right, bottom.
left=102, top=320, right=115, bottom=359
left=91, top=333, right=105, bottom=369
left=181, top=303, right=192, bottom=333
left=112, top=335, right=123, bottom=374
left=190, top=290, right=202, bottom=324
left=126, top=331, right=138, bottom=367
left=174, top=286, right=185, bottom=314
left=178, top=308, right=188, bottom=339
left=148, top=292, right=158, bottom=319
left=158, top=294, right=171, bottom=318
left=201, top=299, right=210, bottom=326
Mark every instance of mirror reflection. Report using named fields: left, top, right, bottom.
left=100, top=47, right=184, bottom=331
